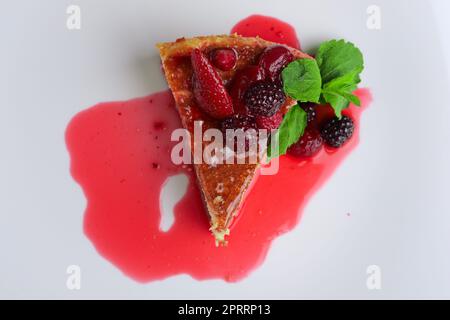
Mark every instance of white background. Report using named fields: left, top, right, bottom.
left=1, top=0, right=450, bottom=299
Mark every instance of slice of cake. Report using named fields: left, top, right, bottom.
left=157, top=35, right=312, bottom=244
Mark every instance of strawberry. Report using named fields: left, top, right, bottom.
left=191, top=49, right=234, bottom=119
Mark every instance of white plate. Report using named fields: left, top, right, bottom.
left=1, top=0, right=450, bottom=299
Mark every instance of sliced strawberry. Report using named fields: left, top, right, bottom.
left=191, top=48, right=234, bottom=119
left=229, top=65, right=265, bottom=115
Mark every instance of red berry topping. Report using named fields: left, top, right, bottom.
left=221, top=114, right=258, bottom=131
left=321, top=116, right=354, bottom=148
left=191, top=48, right=234, bottom=119
left=210, top=48, right=237, bottom=71
left=229, top=66, right=265, bottom=115
left=221, top=114, right=258, bottom=153
left=244, top=81, right=285, bottom=117
left=258, top=46, right=294, bottom=82
left=301, top=103, right=317, bottom=123
left=256, top=112, right=283, bottom=130
left=287, top=128, right=323, bottom=158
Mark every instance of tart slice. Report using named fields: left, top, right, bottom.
left=157, top=35, right=312, bottom=244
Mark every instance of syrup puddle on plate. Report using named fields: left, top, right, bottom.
left=65, top=15, right=372, bottom=282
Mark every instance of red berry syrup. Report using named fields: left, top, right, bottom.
left=65, top=16, right=372, bottom=282
left=231, top=14, right=301, bottom=49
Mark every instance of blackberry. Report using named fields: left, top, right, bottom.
left=321, top=116, right=354, bottom=148
left=221, top=114, right=258, bottom=154
left=244, top=81, right=285, bottom=117
left=301, top=103, right=317, bottom=123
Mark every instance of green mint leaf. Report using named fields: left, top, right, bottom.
left=267, top=104, right=307, bottom=161
left=321, top=92, right=349, bottom=118
left=316, top=39, right=364, bottom=84
left=316, top=39, right=364, bottom=117
left=341, top=91, right=360, bottom=106
left=281, top=59, right=322, bottom=103
left=321, top=89, right=361, bottom=118
left=321, top=71, right=361, bottom=118
left=322, top=69, right=360, bottom=93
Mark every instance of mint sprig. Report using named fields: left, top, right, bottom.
left=267, top=39, right=364, bottom=160
left=316, top=39, right=364, bottom=118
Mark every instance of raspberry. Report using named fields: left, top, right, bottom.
left=210, top=48, right=237, bottom=71
left=244, top=81, right=285, bottom=117
left=191, top=49, right=234, bottom=119
left=301, top=103, right=317, bottom=123
left=256, top=112, right=283, bottom=130
left=258, top=46, right=294, bottom=82
left=320, top=116, right=354, bottom=148
left=287, top=128, right=323, bottom=158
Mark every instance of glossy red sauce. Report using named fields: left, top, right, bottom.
left=65, top=16, right=372, bottom=282
left=231, top=14, right=301, bottom=49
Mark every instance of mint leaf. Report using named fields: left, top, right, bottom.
left=281, top=59, right=322, bottom=103
left=267, top=104, right=307, bottom=161
left=322, top=69, right=360, bottom=93
left=321, top=71, right=361, bottom=117
left=316, top=39, right=364, bottom=84
left=316, top=39, right=364, bottom=117
left=321, top=93, right=349, bottom=118
left=266, top=39, right=365, bottom=160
